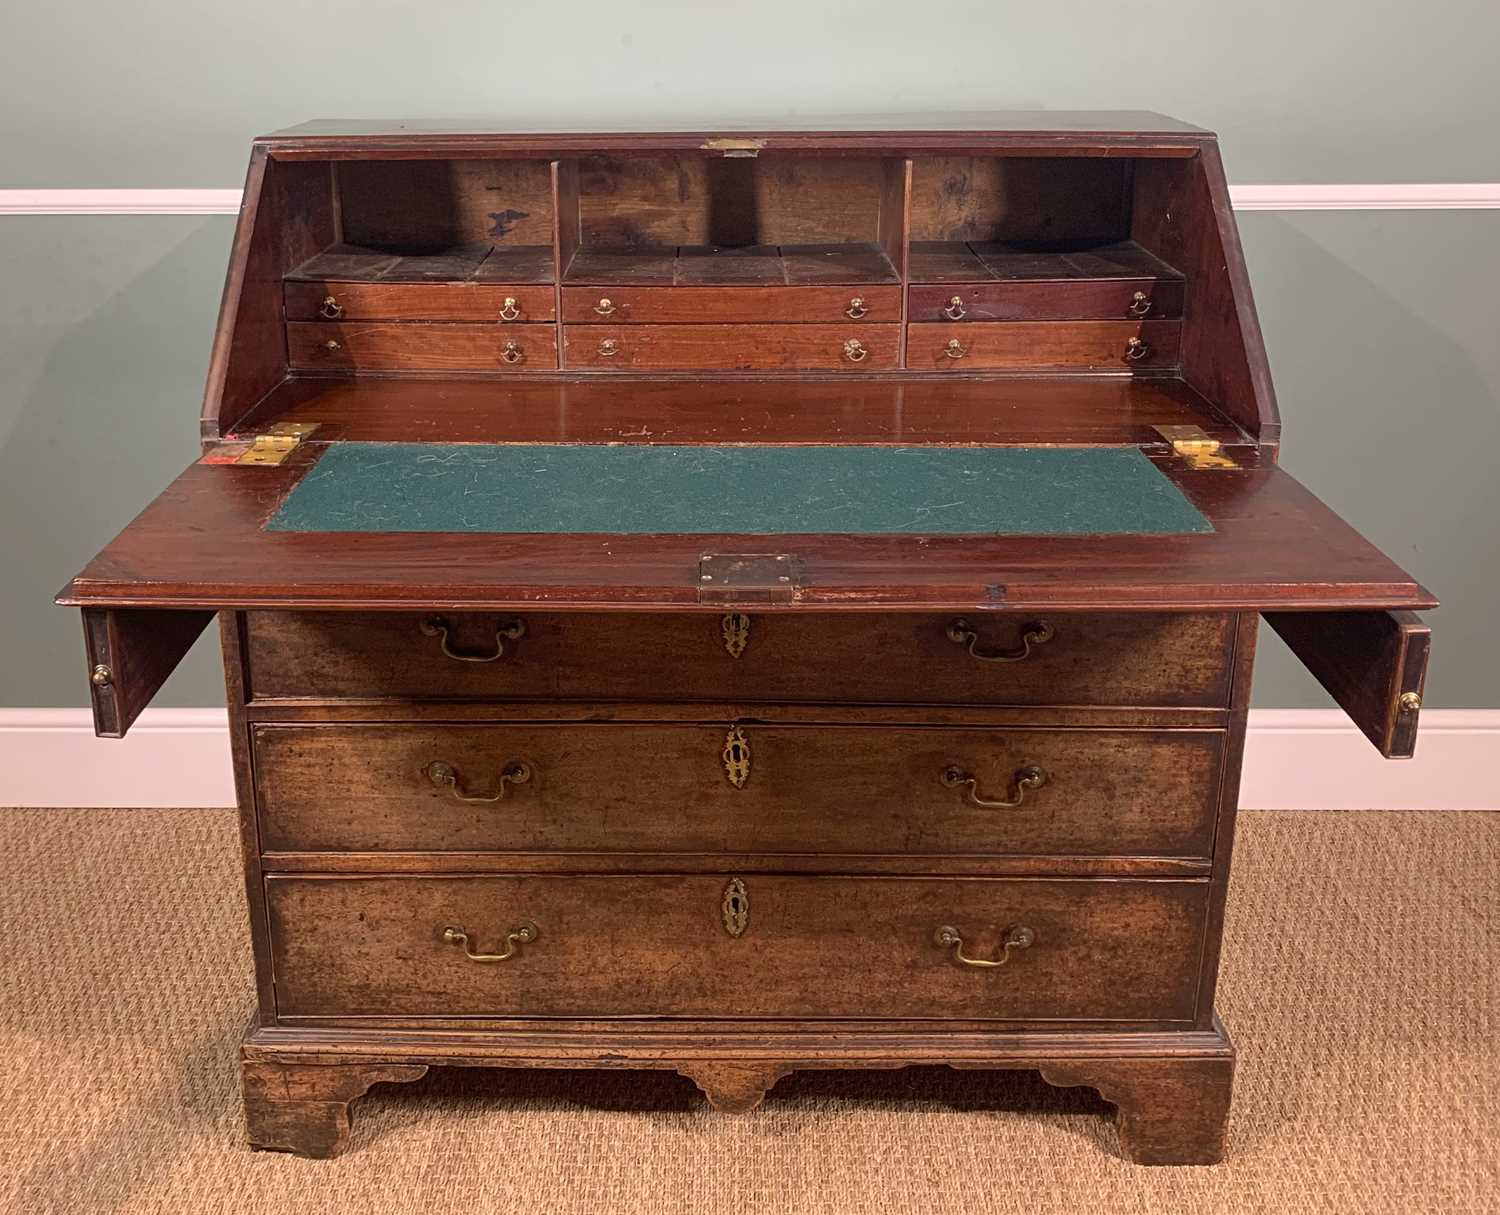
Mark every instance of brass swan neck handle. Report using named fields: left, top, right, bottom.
left=941, top=764, right=1047, bottom=809
left=934, top=924, right=1035, bottom=968
left=425, top=760, right=532, bottom=803
left=442, top=921, right=538, bottom=963
left=420, top=616, right=525, bottom=663
left=946, top=618, right=1054, bottom=663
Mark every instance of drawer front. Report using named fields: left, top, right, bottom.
left=287, top=322, right=558, bottom=372
left=561, top=286, right=903, bottom=324
left=253, top=723, right=1224, bottom=857
left=905, top=322, right=1182, bottom=371
left=286, top=282, right=556, bottom=323
left=266, top=874, right=1207, bottom=1021
left=562, top=324, right=900, bottom=370
left=909, top=280, right=1184, bottom=323
left=243, top=611, right=1236, bottom=707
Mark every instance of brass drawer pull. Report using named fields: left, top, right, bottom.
left=943, top=296, right=966, bottom=320
left=598, top=338, right=620, bottom=358
left=500, top=341, right=524, bottom=364
left=845, top=296, right=867, bottom=319
left=944, top=338, right=967, bottom=359
left=941, top=764, right=1047, bottom=809
left=946, top=618, right=1054, bottom=662
left=425, top=759, right=532, bottom=803
left=843, top=338, right=869, bottom=362
left=318, top=295, right=343, bottom=319
left=1126, top=336, right=1152, bottom=361
left=1128, top=290, right=1152, bottom=317
left=594, top=297, right=616, bottom=316
left=499, top=297, right=521, bottom=321
left=934, top=924, right=1035, bottom=969
left=442, top=921, right=538, bottom=963
left=420, top=615, right=525, bottom=662
left=322, top=338, right=341, bottom=352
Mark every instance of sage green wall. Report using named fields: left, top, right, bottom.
left=1, top=1, right=1496, bottom=708
left=1, top=0, right=1497, bottom=187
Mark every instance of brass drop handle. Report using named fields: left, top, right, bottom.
left=1128, top=290, right=1152, bottom=317
left=499, top=297, right=521, bottom=321
left=942, top=764, right=1047, bottom=809
left=845, top=296, right=867, bottom=319
left=420, top=615, right=525, bottom=662
left=500, top=341, right=524, bottom=364
left=934, top=924, right=1035, bottom=969
left=946, top=618, right=1055, bottom=662
left=1126, top=337, right=1152, bottom=361
left=442, top=921, right=538, bottom=963
left=598, top=338, right=620, bottom=358
left=944, top=338, right=967, bottom=359
left=319, top=295, right=343, bottom=319
left=843, top=338, right=869, bottom=363
left=322, top=339, right=341, bottom=351
left=425, top=759, right=532, bottom=803
left=594, top=297, right=616, bottom=316
left=943, top=296, right=967, bottom=320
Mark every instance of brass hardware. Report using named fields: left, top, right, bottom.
left=318, top=295, right=343, bottom=319
left=420, top=615, right=525, bottom=662
left=722, top=878, right=750, bottom=937
left=1128, top=290, right=1152, bottom=317
left=943, top=296, right=967, bottom=320
left=594, top=298, right=616, bottom=316
left=701, top=137, right=766, bottom=157
left=721, top=612, right=751, bottom=659
left=442, top=921, right=538, bottom=963
left=946, top=618, right=1055, bottom=662
left=598, top=338, right=620, bottom=357
left=934, top=924, right=1035, bottom=969
left=323, top=339, right=341, bottom=351
left=1153, top=424, right=1239, bottom=470
left=845, top=296, right=867, bottom=319
left=425, top=759, right=532, bottom=803
left=723, top=725, right=751, bottom=788
left=1125, top=336, right=1152, bottom=361
left=1399, top=691, right=1422, bottom=715
left=234, top=421, right=320, bottom=466
left=944, top=338, right=967, bottom=360
left=500, top=341, right=524, bottom=364
left=843, top=338, right=869, bottom=363
left=499, top=297, right=521, bottom=321
left=90, top=664, right=113, bottom=688
left=942, top=764, right=1047, bottom=809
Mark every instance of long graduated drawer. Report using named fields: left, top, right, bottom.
left=265, top=874, right=1209, bottom=1022
left=242, top=611, right=1236, bottom=707
left=252, top=723, right=1225, bottom=858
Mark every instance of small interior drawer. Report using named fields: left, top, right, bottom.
left=285, top=282, right=556, bottom=323
left=909, top=279, right=1184, bottom=323
left=287, top=322, right=558, bottom=372
left=266, top=873, right=1208, bottom=1021
left=561, top=323, right=900, bottom=370
left=905, top=321, right=1182, bottom=371
left=560, top=285, right=903, bottom=325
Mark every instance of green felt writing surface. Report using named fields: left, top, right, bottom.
left=265, top=443, right=1213, bottom=536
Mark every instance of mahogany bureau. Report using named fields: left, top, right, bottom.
left=58, top=114, right=1436, bottom=1164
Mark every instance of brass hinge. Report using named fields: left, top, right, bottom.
left=1153, top=425, right=1238, bottom=470
left=234, top=421, right=320, bottom=466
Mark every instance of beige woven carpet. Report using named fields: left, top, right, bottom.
left=0, top=809, right=1494, bottom=1215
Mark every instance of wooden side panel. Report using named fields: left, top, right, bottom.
left=81, top=607, right=215, bottom=738
left=1131, top=149, right=1279, bottom=446
left=1264, top=610, right=1431, bottom=757
left=202, top=153, right=335, bottom=440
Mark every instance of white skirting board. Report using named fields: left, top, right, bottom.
left=0, top=708, right=1495, bottom=810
